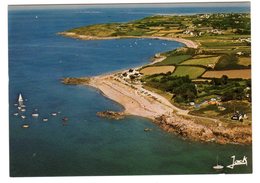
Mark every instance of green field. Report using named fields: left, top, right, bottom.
left=171, top=66, right=206, bottom=79
left=192, top=55, right=215, bottom=58
left=154, top=55, right=191, bottom=66
left=180, top=56, right=220, bottom=67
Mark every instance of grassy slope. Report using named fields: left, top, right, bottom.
left=171, top=66, right=206, bottom=79
left=180, top=56, right=220, bottom=67
left=154, top=55, right=192, bottom=66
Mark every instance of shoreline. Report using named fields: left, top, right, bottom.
left=58, top=32, right=199, bottom=48
left=63, top=72, right=252, bottom=145
left=60, top=32, right=251, bottom=145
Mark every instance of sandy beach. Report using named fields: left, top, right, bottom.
left=88, top=74, right=189, bottom=120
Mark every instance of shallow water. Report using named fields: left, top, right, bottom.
left=9, top=4, right=251, bottom=176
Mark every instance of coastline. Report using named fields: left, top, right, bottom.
left=58, top=32, right=199, bottom=48
left=87, top=74, right=251, bottom=144
left=60, top=32, right=251, bottom=145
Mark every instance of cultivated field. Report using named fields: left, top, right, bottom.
left=192, top=55, right=215, bottom=59
left=140, top=66, right=175, bottom=75
left=202, top=69, right=251, bottom=79
left=238, top=57, right=251, bottom=66
left=171, top=66, right=206, bottom=79
left=154, top=55, right=191, bottom=66
left=180, top=56, right=220, bottom=67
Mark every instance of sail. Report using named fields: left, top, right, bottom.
left=18, top=93, right=23, bottom=102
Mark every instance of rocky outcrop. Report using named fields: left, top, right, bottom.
left=154, top=114, right=215, bottom=142
left=211, top=126, right=252, bottom=144
left=62, top=77, right=90, bottom=85
left=96, top=111, right=125, bottom=120
left=154, top=114, right=252, bottom=145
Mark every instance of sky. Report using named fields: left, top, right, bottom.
left=8, top=1, right=250, bottom=10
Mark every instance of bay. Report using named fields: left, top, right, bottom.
left=9, top=4, right=251, bottom=176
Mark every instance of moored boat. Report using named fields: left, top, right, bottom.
left=21, top=124, right=30, bottom=128
left=18, top=93, right=24, bottom=106
left=213, top=164, right=224, bottom=170
left=51, top=112, right=57, bottom=116
left=213, top=156, right=224, bottom=170
left=32, top=113, right=39, bottom=117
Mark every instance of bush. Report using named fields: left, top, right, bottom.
left=144, top=75, right=197, bottom=103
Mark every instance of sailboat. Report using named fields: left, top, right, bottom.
left=18, top=93, right=24, bottom=106
left=213, top=156, right=224, bottom=170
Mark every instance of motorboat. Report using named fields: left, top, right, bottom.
left=51, top=112, right=57, bottom=116
left=32, top=113, right=39, bottom=118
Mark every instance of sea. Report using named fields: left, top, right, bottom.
left=8, top=3, right=252, bottom=176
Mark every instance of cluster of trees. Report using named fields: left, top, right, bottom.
left=211, top=75, right=229, bottom=85
left=144, top=74, right=197, bottom=103
left=221, top=87, right=245, bottom=101
left=209, top=76, right=251, bottom=102
left=214, top=54, right=249, bottom=70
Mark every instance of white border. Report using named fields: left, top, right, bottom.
left=1, top=0, right=259, bottom=183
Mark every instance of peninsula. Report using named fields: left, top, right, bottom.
left=60, top=13, right=251, bottom=144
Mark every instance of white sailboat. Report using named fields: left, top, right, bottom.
left=18, top=93, right=24, bottom=106
left=213, top=156, right=224, bottom=170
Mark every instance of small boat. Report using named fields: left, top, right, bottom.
left=22, top=124, right=30, bottom=128
left=21, top=115, right=26, bottom=119
left=21, top=108, right=26, bottom=112
left=13, top=113, right=19, bottom=116
left=18, top=106, right=22, bottom=110
left=213, top=164, right=224, bottom=170
left=32, top=113, right=39, bottom=117
left=213, top=156, right=224, bottom=170
left=18, top=93, right=24, bottom=106
left=62, top=117, right=68, bottom=121
left=51, top=112, right=57, bottom=116
left=144, top=128, right=152, bottom=132
left=42, top=118, right=48, bottom=122
left=21, top=105, right=26, bottom=108
left=14, top=103, right=18, bottom=106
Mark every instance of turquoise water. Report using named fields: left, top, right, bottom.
left=9, top=4, right=252, bottom=176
